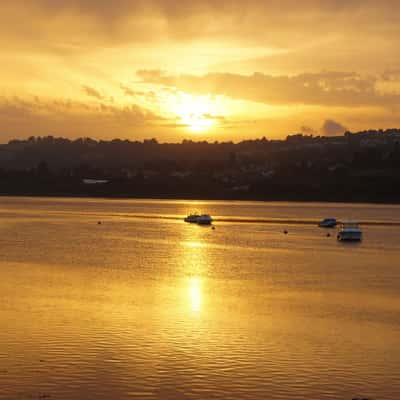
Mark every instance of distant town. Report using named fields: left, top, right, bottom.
left=1, top=129, right=400, bottom=203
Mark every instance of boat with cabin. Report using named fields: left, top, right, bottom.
left=184, top=213, right=200, bottom=223
left=337, top=222, right=362, bottom=241
left=184, top=213, right=213, bottom=225
left=196, top=214, right=213, bottom=225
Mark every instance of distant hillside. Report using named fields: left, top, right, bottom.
left=1, top=129, right=400, bottom=202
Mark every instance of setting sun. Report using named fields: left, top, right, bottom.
left=168, top=93, right=222, bottom=133
left=183, top=114, right=214, bottom=133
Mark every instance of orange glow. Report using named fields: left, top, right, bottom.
left=1, top=1, right=400, bottom=141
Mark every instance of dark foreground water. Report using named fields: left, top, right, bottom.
left=0, top=197, right=400, bottom=400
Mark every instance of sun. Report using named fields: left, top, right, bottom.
left=168, top=93, right=220, bottom=133
left=182, top=113, right=214, bottom=133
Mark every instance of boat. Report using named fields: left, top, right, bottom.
left=318, top=218, right=337, bottom=228
left=337, top=222, right=362, bottom=241
left=196, top=214, right=213, bottom=225
left=184, top=213, right=200, bottom=223
left=184, top=213, right=213, bottom=225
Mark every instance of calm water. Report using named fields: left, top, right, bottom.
left=1, top=197, right=400, bottom=400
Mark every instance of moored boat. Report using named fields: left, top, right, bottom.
left=184, top=213, right=200, bottom=223
left=196, top=214, right=213, bottom=225
left=318, top=218, right=337, bottom=228
left=337, top=222, right=362, bottom=241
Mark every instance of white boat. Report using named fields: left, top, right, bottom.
left=196, top=214, right=213, bottom=225
left=318, top=218, right=337, bottom=228
left=184, top=213, right=200, bottom=223
left=337, top=222, right=362, bottom=241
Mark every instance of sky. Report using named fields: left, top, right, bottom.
left=1, top=0, right=400, bottom=142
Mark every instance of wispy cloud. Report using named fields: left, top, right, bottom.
left=82, top=85, right=105, bottom=100
left=138, top=70, right=400, bottom=108
left=0, top=96, right=164, bottom=142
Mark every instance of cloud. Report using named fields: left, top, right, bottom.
left=120, top=85, right=138, bottom=97
left=1, top=0, right=400, bottom=52
left=321, top=119, right=347, bottom=136
left=382, top=69, right=400, bottom=81
left=82, top=85, right=104, bottom=100
left=0, top=96, right=164, bottom=142
left=202, top=113, right=225, bottom=121
left=300, top=126, right=316, bottom=135
left=137, top=70, right=400, bottom=108
left=120, top=85, right=157, bottom=101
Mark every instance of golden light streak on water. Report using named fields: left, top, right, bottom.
left=1, top=197, right=400, bottom=399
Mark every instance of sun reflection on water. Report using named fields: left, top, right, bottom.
left=178, top=226, right=212, bottom=315
left=182, top=240, right=206, bottom=249
left=188, top=277, right=203, bottom=313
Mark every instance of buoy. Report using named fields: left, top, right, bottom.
left=212, top=226, right=216, bottom=230
left=97, top=221, right=102, bottom=225
left=283, top=230, right=288, bottom=234
left=326, top=233, right=331, bottom=237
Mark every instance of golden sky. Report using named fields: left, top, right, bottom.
left=1, top=0, right=400, bottom=142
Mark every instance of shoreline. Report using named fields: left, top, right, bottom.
left=2, top=192, right=400, bottom=207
